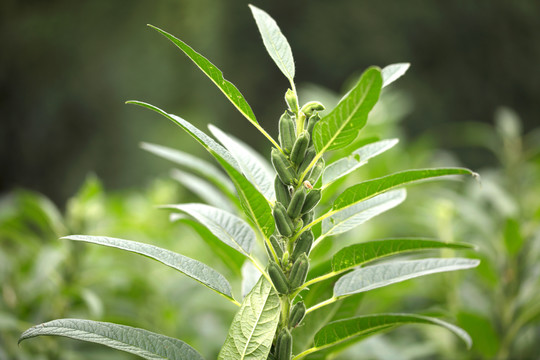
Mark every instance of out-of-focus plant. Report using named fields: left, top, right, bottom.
left=18, top=6, right=480, bottom=360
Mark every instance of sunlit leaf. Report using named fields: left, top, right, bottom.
left=313, top=68, right=382, bottom=153
left=249, top=5, right=295, bottom=82
left=64, top=235, right=236, bottom=302
left=218, top=277, right=280, bottom=360
left=334, top=258, right=480, bottom=298
left=322, top=139, right=399, bottom=186
left=162, top=203, right=256, bottom=255
left=241, top=261, right=262, bottom=298
left=19, top=319, right=204, bottom=360
left=381, top=63, right=410, bottom=88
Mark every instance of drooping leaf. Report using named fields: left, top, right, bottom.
left=19, top=319, right=204, bottom=360
left=162, top=203, right=256, bottom=255
left=334, top=257, right=480, bottom=298
left=249, top=5, right=295, bottom=83
left=63, top=235, right=236, bottom=302
left=140, top=142, right=235, bottom=195
left=312, top=67, right=382, bottom=154
left=381, top=63, right=410, bottom=88
left=294, top=313, right=471, bottom=358
left=332, top=238, right=475, bottom=273
left=218, top=277, right=280, bottom=360
left=209, top=125, right=275, bottom=200
left=333, top=168, right=475, bottom=211
left=127, top=101, right=274, bottom=238
left=321, top=189, right=406, bottom=238
left=170, top=169, right=235, bottom=212
left=322, top=139, right=399, bottom=186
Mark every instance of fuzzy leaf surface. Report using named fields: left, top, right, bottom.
left=322, top=139, right=398, bottom=186
left=209, top=125, right=274, bottom=200
left=249, top=5, right=295, bottom=82
left=321, top=189, right=406, bottom=238
left=313, top=67, right=382, bottom=153
left=300, top=313, right=471, bottom=358
left=64, top=235, right=235, bottom=301
left=218, top=277, right=280, bottom=360
left=334, top=258, right=480, bottom=298
left=163, top=203, right=256, bottom=255
left=333, top=168, right=474, bottom=211
left=332, top=238, right=475, bottom=273
left=19, top=319, right=204, bottom=360
left=381, top=63, right=410, bottom=88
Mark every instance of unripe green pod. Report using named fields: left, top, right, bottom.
left=306, top=112, right=321, bottom=136
left=288, top=253, right=309, bottom=290
left=290, top=131, right=310, bottom=165
left=271, top=148, right=296, bottom=186
left=292, top=230, right=314, bottom=260
left=268, top=262, right=289, bottom=294
left=308, top=158, right=325, bottom=184
left=285, top=89, right=299, bottom=114
left=301, top=189, right=322, bottom=214
left=274, top=176, right=291, bottom=207
left=297, top=147, right=317, bottom=176
left=278, top=111, right=296, bottom=154
left=281, top=251, right=290, bottom=266
left=301, top=101, right=325, bottom=118
left=289, top=301, right=306, bottom=328
left=276, top=328, right=292, bottom=360
left=301, top=211, right=314, bottom=225
left=268, top=235, right=284, bottom=259
left=287, top=187, right=306, bottom=219
left=273, top=202, right=294, bottom=237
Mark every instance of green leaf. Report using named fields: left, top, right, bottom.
left=312, top=67, right=382, bottom=153
left=127, top=101, right=274, bottom=238
left=296, top=313, right=471, bottom=358
left=140, top=142, right=235, bottom=195
left=19, top=319, right=204, bottom=360
left=170, top=169, right=235, bottom=212
left=249, top=5, right=295, bottom=83
left=241, top=261, right=262, bottom=298
left=147, top=25, right=280, bottom=149
left=334, top=257, right=479, bottom=298
left=162, top=203, right=256, bottom=255
left=63, top=235, right=236, bottom=303
left=332, top=238, right=475, bottom=273
left=322, top=139, right=399, bottom=186
left=321, top=189, right=406, bottom=238
left=218, top=276, right=281, bottom=360
left=214, top=154, right=275, bottom=239
left=381, top=63, right=410, bottom=88
left=333, top=168, right=475, bottom=211
left=209, top=125, right=275, bottom=200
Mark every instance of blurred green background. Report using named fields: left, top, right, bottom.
left=2, top=1, right=540, bottom=359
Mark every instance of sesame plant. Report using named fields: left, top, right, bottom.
left=20, top=5, right=480, bottom=360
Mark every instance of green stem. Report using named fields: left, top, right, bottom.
left=305, top=297, right=337, bottom=314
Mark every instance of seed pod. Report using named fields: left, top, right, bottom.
left=268, top=262, right=289, bottom=294
left=271, top=148, right=296, bottom=185
left=287, top=187, right=306, bottom=219
left=290, top=131, right=310, bottom=165
left=285, top=89, right=299, bottom=114
left=276, top=328, right=292, bottom=360
left=306, top=112, right=321, bottom=137
left=268, top=235, right=284, bottom=259
left=302, top=211, right=314, bottom=225
left=301, top=101, right=325, bottom=118
left=278, top=111, right=296, bottom=154
left=301, top=189, right=322, bottom=214
left=292, top=230, right=314, bottom=260
left=274, top=176, right=291, bottom=207
left=289, top=301, right=306, bottom=328
left=308, top=158, right=325, bottom=185
left=273, top=202, right=294, bottom=237
left=288, top=253, right=309, bottom=290
left=297, top=147, right=317, bottom=176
